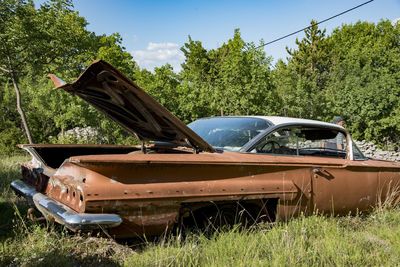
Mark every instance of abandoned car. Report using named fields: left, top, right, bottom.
left=11, top=60, right=400, bottom=238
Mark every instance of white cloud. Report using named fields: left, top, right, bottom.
left=392, top=17, right=400, bottom=26
left=131, top=42, right=184, bottom=72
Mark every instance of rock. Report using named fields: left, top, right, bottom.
left=355, top=140, right=399, bottom=162
left=59, top=126, right=106, bottom=143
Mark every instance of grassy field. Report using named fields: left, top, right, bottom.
left=1, top=155, right=400, bottom=266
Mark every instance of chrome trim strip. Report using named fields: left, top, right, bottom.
left=11, top=179, right=122, bottom=231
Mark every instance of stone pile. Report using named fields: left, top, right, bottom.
left=354, top=140, right=400, bottom=162
left=60, top=126, right=106, bottom=143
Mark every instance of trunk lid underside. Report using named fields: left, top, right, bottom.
left=56, top=60, right=215, bottom=153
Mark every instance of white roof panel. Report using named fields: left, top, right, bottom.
left=194, top=115, right=345, bottom=130
left=250, top=116, right=343, bottom=129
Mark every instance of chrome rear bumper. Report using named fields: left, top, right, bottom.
left=10, top=179, right=122, bottom=231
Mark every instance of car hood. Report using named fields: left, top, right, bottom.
left=56, top=60, right=215, bottom=152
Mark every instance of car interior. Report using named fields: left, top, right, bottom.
left=252, top=126, right=347, bottom=159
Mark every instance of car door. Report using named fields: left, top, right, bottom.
left=311, top=159, right=378, bottom=215
left=311, top=138, right=378, bottom=215
left=247, top=124, right=378, bottom=215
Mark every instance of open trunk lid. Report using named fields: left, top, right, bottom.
left=55, top=60, right=215, bottom=153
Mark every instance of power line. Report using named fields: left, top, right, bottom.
left=255, top=0, right=374, bottom=49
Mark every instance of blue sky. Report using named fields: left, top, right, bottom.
left=36, top=0, right=400, bottom=71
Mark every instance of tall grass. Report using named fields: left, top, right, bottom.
left=1, top=155, right=400, bottom=266
left=0, top=155, right=29, bottom=239
left=124, top=212, right=400, bottom=266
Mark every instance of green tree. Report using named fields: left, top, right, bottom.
left=135, top=64, right=180, bottom=115
left=0, top=0, right=141, bottom=151
left=95, top=33, right=137, bottom=78
left=178, top=30, right=277, bottom=122
left=0, top=0, right=95, bottom=143
left=178, top=37, right=213, bottom=122
left=325, top=20, right=400, bottom=143
left=209, top=30, right=277, bottom=116
left=274, top=20, right=331, bottom=119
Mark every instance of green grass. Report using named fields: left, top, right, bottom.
left=124, top=212, right=400, bottom=267
left=1, top=155, right=400, bottom=266
left=0, top=155, right=29, bottom=239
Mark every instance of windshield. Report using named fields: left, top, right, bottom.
left=188, top=117, right=271, bottom=151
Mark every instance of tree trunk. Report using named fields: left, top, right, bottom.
left=10, top=70, right=33, bottom=144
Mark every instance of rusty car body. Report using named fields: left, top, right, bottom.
left=11, top=60, right=400, bottom=238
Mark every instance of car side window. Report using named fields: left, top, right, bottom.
left=251, top=126, right=347, bottom=158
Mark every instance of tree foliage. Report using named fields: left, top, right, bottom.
left=275, top=20, right=331, bottom=119
left=177, top=30, right=277, bottom=122
left=324, top=21, right=400, bottom=143
left=0, top=0, right=139, bottom=150
left=274, top=20, right=400, bottom=144
left=0, top=0, right=399, bottom=154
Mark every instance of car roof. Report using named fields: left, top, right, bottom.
left=251, top=116, right=343, bottom=129
left=197, top=116, right=344, bottom=130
